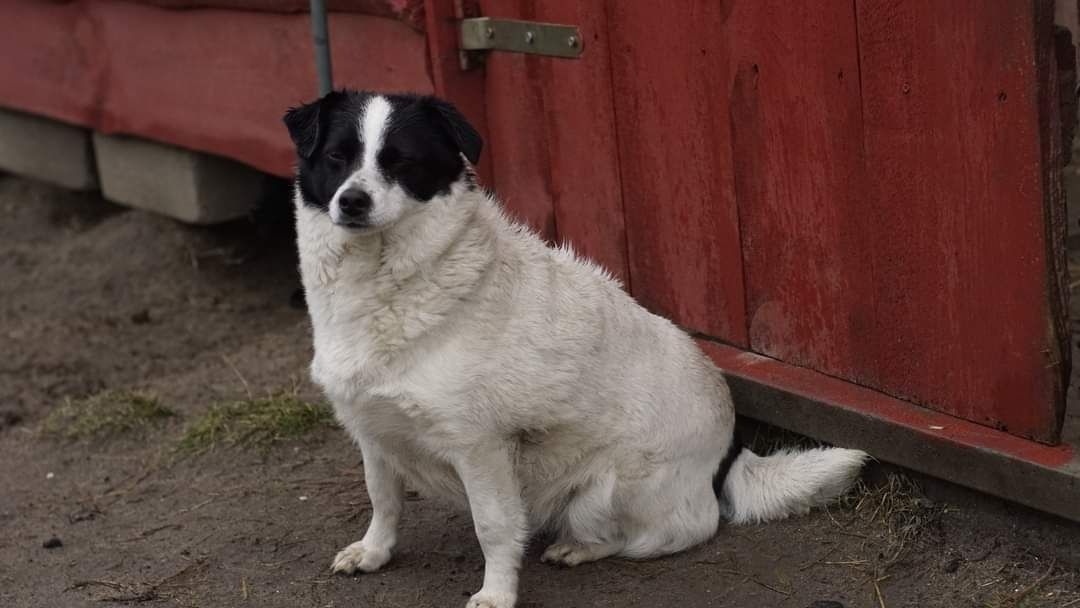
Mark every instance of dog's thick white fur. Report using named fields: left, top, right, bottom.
left=295, top=94, right=868, bottom=608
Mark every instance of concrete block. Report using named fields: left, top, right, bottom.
left=0, top=107, right=98, bottom=190
left=93, top=132, right=270, bottom=224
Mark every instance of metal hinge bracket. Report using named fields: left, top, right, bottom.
left=459, top=17, right=583, bottom=69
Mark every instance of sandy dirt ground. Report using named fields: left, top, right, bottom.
left=2, top=174, right=1080, bottom=608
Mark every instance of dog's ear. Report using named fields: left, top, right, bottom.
left=426, top=98, right=483, bottom=166
left=283, top=101, right=321, bottom=159
left=284, top=93, right=339, bottom=159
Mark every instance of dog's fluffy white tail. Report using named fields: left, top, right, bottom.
left=719, top=446, right=869, bottom=524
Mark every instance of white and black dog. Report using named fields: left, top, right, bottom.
left=283, top=90, right=868, bottom=608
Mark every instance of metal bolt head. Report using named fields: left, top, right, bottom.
left=525, top=31, right=535, bottom=44
left=485, top=26, right=495, bottom=39
left=567, top=35, right=579, bottom=48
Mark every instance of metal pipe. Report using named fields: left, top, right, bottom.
left=309, top=0, right=334, bottom=95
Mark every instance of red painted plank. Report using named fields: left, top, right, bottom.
left=1039, top=1, right=1072, bottom=413
left=462, top=1, right=629, bottom=276
left=423, top=0, right=493, bottom=186
left=852, top=0, right=1065, bottom=442
left=95, top=0, right=432, bottom=176
left=529, top=0, right=629, bottom=284
left=0, top=1, right=102, bottom=127
left=604, top=1, right=747, bottom=345
left=475, top=0, right=558, bottom=239
left=730, top=1, right=870, bottom=380
left=480, top=56, right=557, bottom=238
left=698, top=340, right=1074, bottom=469
left=0, top=0, right=433, bottom=178
left=702, top=339, right=1080, bottom=521
left=140, top=1, right=426, bottom=30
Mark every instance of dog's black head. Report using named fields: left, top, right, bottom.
left=283, top=90, right=482, bottom=230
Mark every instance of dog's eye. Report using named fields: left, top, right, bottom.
left=380, top=148, right=416, bottom=170
left=326, top=151, right=346, bottom=164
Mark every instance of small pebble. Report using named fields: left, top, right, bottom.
left=298, top=496, right=309, bottom=501
left=42, top=537, right=62, bottom=549
left=45, top=472, right=54, bottom=480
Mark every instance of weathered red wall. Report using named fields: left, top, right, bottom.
left=428, top=0, right=1068, bottom=443
left=434, top=0, right=630, bottom=283
left=604, top=1, right=748, bottom=342
left=846, top=0, right=1066, bottom=440
left=0, top=2, right=100, bottom=128
left=0, top=0, right=1066, bottom=443
left=138, top=0, right=424, bottom=28
left=0, top=0, right=433, bottom=176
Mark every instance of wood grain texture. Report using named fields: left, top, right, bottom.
left=474, top=0, right=558, bottom=239
left=729, top=0, right=870, bottom=378
left=1037, top=0, right=1071, bottom=438
left=462, top=1, right=629, bottom=274
left=95, top=2, right=433, bottom=176
left=0, top=1, right=108, bottom=128
left=531, top=0, right=629, bottom=284
left=855, top=0, right=1064, bottom=442
left=424, top=0, right=493, bottom=186
left=435, top=1, right=1068, bottom=442
left=0, top=0, right=434, bottom=177
left=604, top=0, right=747, bottom=344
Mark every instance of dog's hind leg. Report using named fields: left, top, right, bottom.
left=616, top=456, right=720, bottom=560
left=541, top=539, right=624, bottom=567
left=332, top=441, right=404, bottom=574
left=541, top=472, right=626, bottom=567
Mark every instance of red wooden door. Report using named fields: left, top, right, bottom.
left=427, top=1, right=1069, bottom=444
left=847, top=0, right=1069, bottom=442
left=428, top=0, right=630, bottom=284
left=603, top=2, right=749, bottom=344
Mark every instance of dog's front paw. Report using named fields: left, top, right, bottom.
left=465, top=589, right=516, bottom=608
left=331, top=540, right=391, bottom=574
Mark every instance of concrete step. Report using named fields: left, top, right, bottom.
left=93, top=132, right=271, bottom=225
left=0, top=107, right=98, bottom=190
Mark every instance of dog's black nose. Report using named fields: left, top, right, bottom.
left=338, top=190, right=372, bottom=217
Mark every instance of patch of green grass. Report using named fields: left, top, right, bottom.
left=41, top=390, right=175, bottom=440
left=178, top=392, right=335, bottom=452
